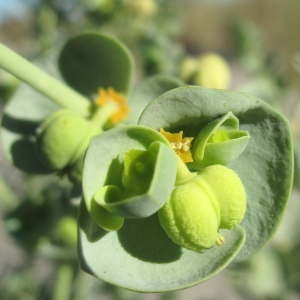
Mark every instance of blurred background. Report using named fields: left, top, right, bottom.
left=1, top=0, right=300, bottom=299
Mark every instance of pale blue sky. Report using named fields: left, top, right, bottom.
left=0, top=0, right=29, bottom=23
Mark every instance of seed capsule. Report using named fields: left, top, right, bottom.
left=158, top=165, right=247, bottom=251
left=158, top=178, right=220, bottom=251
left=197, top=165, right=247, bottom=229
left=36, top=109, right=100, bottom=182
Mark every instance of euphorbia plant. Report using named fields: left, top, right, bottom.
left=0, top=33, right=182, bottom=185
left=79, top=86, right=293, bottom=292
left=0, top=32, right=294, bottom=293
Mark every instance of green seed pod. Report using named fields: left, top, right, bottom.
left=158, top=177, right=220, bottom=251
left=36, top=109, right=100, bottom=173
left=196, top=165, right=247, bottom=229
left=192, top=53, right=231, bottom=89
left=158, top=164, right=246, bottom=251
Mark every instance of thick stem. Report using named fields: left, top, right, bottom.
left=0, top=43, right=91, bottom=117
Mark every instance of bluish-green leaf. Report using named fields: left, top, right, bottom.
left=138, top=86, right=293, bottom=262
left=78, top=199, right=245, bottom=292
left=93, top=142, right=177, bottom=219
left=82, top=125, right=177, bottom=222
left=190, top=111, right=250, bottom=169
left=58, top=33, right=133, bottom=96
left=127, top=74, right=184, bottom=124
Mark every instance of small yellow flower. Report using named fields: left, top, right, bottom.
left=95, top=87, right=129, bottom=124
left=160, top=128, right=194, bottom=163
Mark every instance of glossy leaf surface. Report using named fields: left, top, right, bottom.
left=138, top=86, right=293, bottom=262
left=59, top=33, right=133, bottom=95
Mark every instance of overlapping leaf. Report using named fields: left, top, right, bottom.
left=138, top=86, right=293, bottom=262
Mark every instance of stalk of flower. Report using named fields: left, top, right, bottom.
left=92, top=87, right=129, bottom=129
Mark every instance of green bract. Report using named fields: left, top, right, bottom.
left=82, top=125, right=177, bottom=231
left=190, top=111, right=250, bottom=168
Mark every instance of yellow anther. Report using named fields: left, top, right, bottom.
left=160, top=128, right=194, bottom=163
left=182, top=144, right=190, bottom=152
left=95, top=87, right=129, bottom=124
left=216, top=232, right=226, bottom=246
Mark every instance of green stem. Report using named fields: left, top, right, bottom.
left=53, top=263, right=73, bottom=300
left=0, top=43, right=91, bottom=117
left=90, top=101, right=117, bottom=128
left=175, top=156, right=197, bottom=185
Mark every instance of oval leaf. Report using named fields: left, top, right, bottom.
left=138, top=86, right=293, bottom=262
left=78, top=199, right=245, bottom=292
left=58, top=32, right=133, bottom=96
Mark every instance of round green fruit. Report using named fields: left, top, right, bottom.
left=36, top=109, right=100, bottom=173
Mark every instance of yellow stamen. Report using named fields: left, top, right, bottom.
left=95, top=87, right=129, bottom=124
left=216, top=232, right=226, bottom=246
left=160, top=128, right=194, bottom=163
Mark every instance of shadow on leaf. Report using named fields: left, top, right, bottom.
left=11, top=138, right=51, bottom=174
left=117, top=213, right=182, bottom=263
left=2, top=113, right=39, bottom=135
left=79, top=199, right=108, bottom=243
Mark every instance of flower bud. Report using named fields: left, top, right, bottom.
left=36, top=109, right=100, bottom=173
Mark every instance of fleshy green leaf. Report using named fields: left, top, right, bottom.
left=78, top=199, right=245, bottom=292
left=190, top=111, right=250, bottom=168
left=82, top=125, right=177, bottom=222
left=127, top=74, right=184, bottom=124
left=58, top=32, right=133, bottom=96
left=92, top=142, right=176, bottom=219
left=138, top=86, right=293, bottom=262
